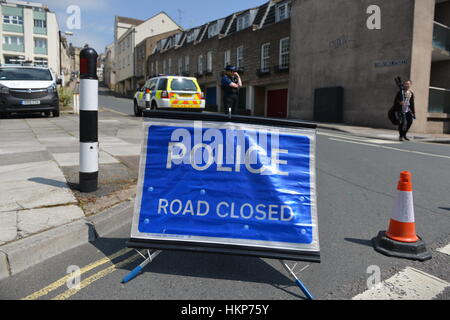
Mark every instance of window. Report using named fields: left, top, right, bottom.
left=236, top=46, right=244, bottom=70
left=148, top=79, right=157, bottom=91
left=34, top=38, right=47, bottom=49
left=261, top=43, right=270, bottom=71
left=34, top=19, right=47, bottom=28
left=151, top=62, right=154, bottom=75
left=157, top=78, right=167, bottom=90
left=170, top=78, right=198, bottom=92
left=3, top=15, right=23, bottom=25
left=236, top=13, right=250, bottom=31
left=34, top=57, right=48, bottom=67
left=163, top=60, right=167, bottom=74
left=178, top=57, right=183, bottom=74
left=187, top=31, right=196, bottom=43
left=155, top=61, right=159, bottom=74
left=185, top=56, right=190, bottom=73
left=4, top=55, right=23, bottom=65
left=224, top=50, right=230, bottom=67
left=279, top=37, right=290, bottom=68
left=207, top=51, right=213, bottom=73
left=3, top=36, right=23, bottom=45
left=0, top=67, right=52, bottom=80
left=276, top=1, right=292, bottom=22
left=168, top=58, right=172, bottom=74
left=208, top=23, right=218, bottom=38
left=198, top=55, right=203, bottom=74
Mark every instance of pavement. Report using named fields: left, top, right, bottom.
left=0, top=109, right=143, bottom=280
left=0, top=90, right=449, bottom=300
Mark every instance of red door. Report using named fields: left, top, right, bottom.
left=267, top=89, right=288, bottom=118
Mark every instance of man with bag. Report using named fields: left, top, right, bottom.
left=390, top=80, right=416, bottom=141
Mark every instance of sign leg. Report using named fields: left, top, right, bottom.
left=280, top=260, right=314, bottom=300
left=121, top=250, right=161, bottom=284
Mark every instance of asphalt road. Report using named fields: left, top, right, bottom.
left=0, top=91, right=449, bottom=301
left=98, top=87, right=135, bottom=116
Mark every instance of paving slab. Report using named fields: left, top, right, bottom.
left=101, top=145, right=141, bottom=157
left=0, top=161, right=76, bottom=212
left=53, top=151, right=119, bottom=167
left=17, top=205, right=85, bottom=237
left=0, top=211, right=17, bottom=243
left=0, top=151, right=51, bottom=166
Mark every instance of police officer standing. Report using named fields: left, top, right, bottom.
left=221, top=65, right=242, bottom=115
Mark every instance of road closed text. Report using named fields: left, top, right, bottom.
left=157, top=198, right=295, bottom=222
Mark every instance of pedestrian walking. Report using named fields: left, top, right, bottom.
left=221, top=65, right=242, bottom=115
left=393, top=80, right=416, bottom=141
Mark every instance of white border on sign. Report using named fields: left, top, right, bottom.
left=130, top=119, right=320, bottom=253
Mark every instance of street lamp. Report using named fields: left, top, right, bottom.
left=59, top=31, right=74, bottom=86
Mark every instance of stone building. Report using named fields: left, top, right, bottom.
left=289, top=0, right=450, bottom=133
left=147, top=0, right=292, bottom=116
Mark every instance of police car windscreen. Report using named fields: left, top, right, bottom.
left=0, top=68, right=53, bottom=81
left=171, top=79, right=198, bottom=92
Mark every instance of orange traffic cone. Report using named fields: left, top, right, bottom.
left=373, top=171, right=431, bottom=261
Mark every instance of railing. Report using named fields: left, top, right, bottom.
left=274, top=64, right=289, bottom=73
left=429, top=86, right=450, bottom=113
left=433, top=21, right=450, bottom=52
left=256, top=67, right=271, bottom=77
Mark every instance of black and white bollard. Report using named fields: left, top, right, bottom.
left=79, top=47, right=99, bottom=193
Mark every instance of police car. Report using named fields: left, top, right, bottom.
left=133, top=75, right=205, bottom=116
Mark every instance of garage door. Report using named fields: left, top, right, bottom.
left=267, top=89, right=288, bottom=118
left=206, top=87, right=217, bottom=106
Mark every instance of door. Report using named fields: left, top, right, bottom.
left=238, top=87, right=246, bottom=110
left=267, top=89, right=288, bottom=118
left=206, top=87, right=217, bottom=107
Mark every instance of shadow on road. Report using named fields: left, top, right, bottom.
left=438, top=207, right=450, bottom=211
left=90, top=235, right=304, bottom=299
left=344, top=238, right=373, bottom=248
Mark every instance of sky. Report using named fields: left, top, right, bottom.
left=39, top=0, right=269, bottom=54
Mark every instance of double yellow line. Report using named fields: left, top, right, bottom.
left=22, top=248, right=141, bottom=300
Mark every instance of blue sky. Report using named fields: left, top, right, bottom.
left=39, top=0, right=268, bottom=54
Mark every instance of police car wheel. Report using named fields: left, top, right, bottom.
left=134, top=100, right=142, bottom=117
left=151, top=101, right=158, bottom=110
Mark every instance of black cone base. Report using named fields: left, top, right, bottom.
left=372, top=231, right=432, bottom=262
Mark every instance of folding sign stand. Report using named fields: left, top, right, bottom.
left=121, top=111, right=321, bottom=300
left=121, top=249, right=314, bottom=300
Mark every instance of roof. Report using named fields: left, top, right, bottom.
left=150, top=0, right=291, bottom=55
left=116, top=16, right=145, bottom=26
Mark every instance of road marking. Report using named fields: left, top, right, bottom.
left=329, top=138, right=450, bottom=160
left=51, top=253, right=141, bottom=300
left=437, top=243, right=450, bottom=256
left=353, top=267, right=449, bottom=300
left=329, top=138, right=379, bottom=147
left=100, top=107, right=130, bottom=116
left=22, top=248, right=132, bottom=300
left=318, top=132, right=401, bottom=144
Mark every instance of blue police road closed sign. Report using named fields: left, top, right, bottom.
left=130, top=118, right=320, bottom=260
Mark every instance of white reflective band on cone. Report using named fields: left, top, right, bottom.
left=80, top=79, right=99, bottom=111
left=392, top=191, right=415, bottom=223
left=80, top=142, right=99, bottom=173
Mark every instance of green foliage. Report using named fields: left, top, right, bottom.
left=58, top=86, right=73, bottom=107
